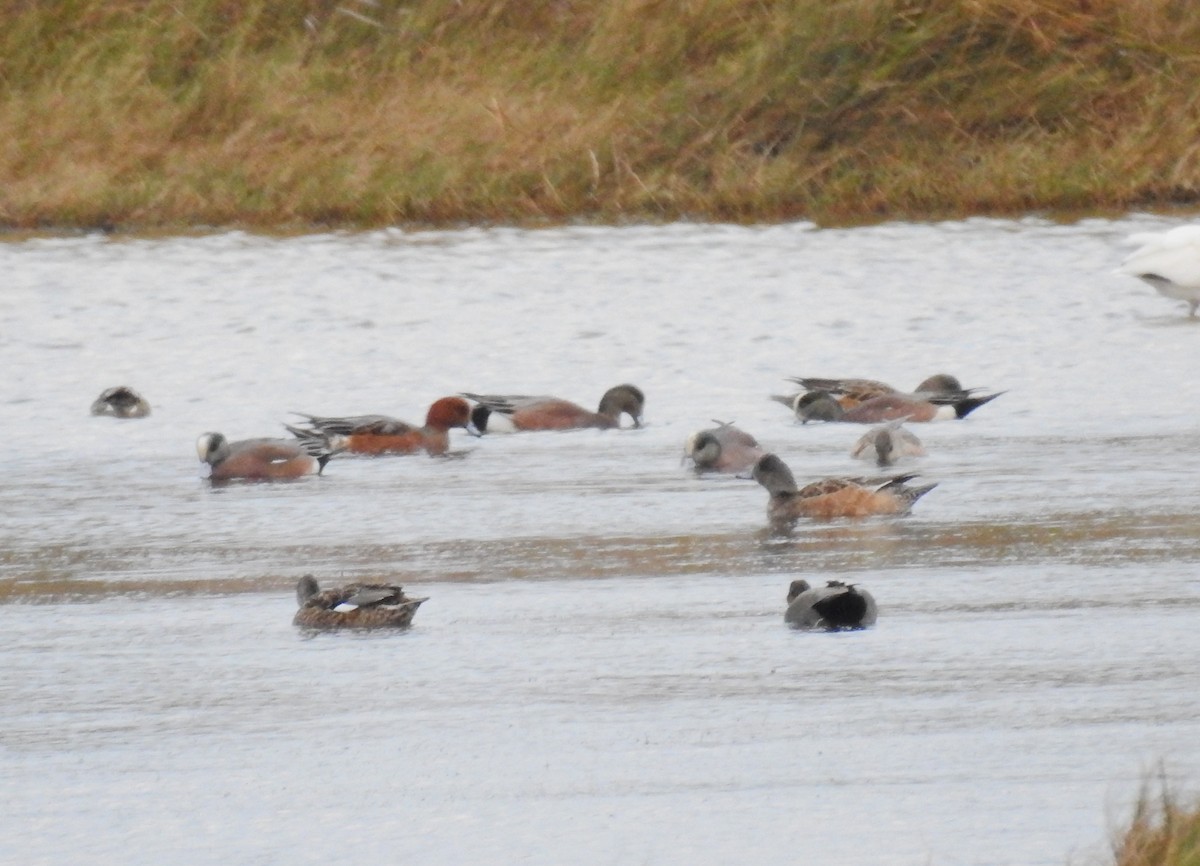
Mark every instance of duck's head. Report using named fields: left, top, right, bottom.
left=426, top=397, right=473, bottom=431
left=786, top=579, right=812, bottom=604
left=296, top=574, right=321, bottom=606
left=873, top=428, right=895, bottom=466
left=914, top=373, right=964, bottom=396
left=196, top=432, right=230, bottom=465
left=752, top=453, right=798, bottom=495
left=793, top=391, right=843, bottom=423
left=684, top=430, right=722, bottom=469
left=599, top=384, right=645, bottom=428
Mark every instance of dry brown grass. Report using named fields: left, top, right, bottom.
left=1108, top=774, right=1200, bottom=866
left=3, top=0, right=1200, bottom=230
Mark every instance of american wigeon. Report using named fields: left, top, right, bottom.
left=784, top=389, right=1001, bottom=424
left=788, top=374, right=971, bottom=407
left=752, top=453, right=937, bottom=523
left=683, top=421, right=766, bottom=474
left=785, top=579, right=878, bottom=630
left=90, top=386, right=151, bottom=418
left=849, top=419, right=926, bottom=466
left=196, top=432, right=340, bottom=482
left=288, top=396, right=473, bottom=456
left=1117, top=224, right=1200, bottom=316
left=461, top=384, right=644, bottom=431
left=293, top=574, right=428, bottom=630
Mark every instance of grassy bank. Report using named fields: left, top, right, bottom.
left=3, top=0, right=1200, bottom=231
left=1109, top=778, right=1200, bottom=866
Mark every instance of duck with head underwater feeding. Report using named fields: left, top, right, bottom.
left=849, top=419, right=926, bottom=466
left=462, top=384, right=644, bottom=432
left=90, top=386, right=151, bottom=418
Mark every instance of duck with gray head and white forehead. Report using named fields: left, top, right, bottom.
left=196, top=431, right=341, bottom=482
left=683, top=421, right=766, bottom=474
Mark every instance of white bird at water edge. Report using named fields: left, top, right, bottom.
left=1117, top=224, right=1200, bottom=317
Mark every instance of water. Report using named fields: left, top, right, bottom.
left=2, top=216, right=1199, bottom=865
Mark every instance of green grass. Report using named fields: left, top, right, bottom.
left=2, top=0, right=1200, bottom=230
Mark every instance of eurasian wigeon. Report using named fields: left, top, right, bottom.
left=90, top=386, right=151, bottom=418
left=288, top=396, right=473, bottom=456
left=683, top=421, right=766, bottom=474
left=784, top=389, right=1002, bottom=424
left=196, top=432, right=340, bottom=482
left=1117, top=224, right=1200, bottom=316
left=849, top=419, right=926, bottom=466
left=293, top=574, right=428, bottom=630
left=461, top=384, right=644, bottom=432
left=784, top=579, right=878, bottom=631
left=751, top=453, right=937, bottom=523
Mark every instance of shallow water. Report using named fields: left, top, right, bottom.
left=2, top=216, right=1199, bottom=865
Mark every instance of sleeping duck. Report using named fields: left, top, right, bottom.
left=784, top=579, right=877, bottom=631
left=293, top=574, right=428, bottom=630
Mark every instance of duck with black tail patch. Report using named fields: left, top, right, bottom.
left=785, top=579, right=877, bottom=631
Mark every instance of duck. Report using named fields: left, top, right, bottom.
left=849, top=419, right=926, bottom=466
left=751, top=453, right=936, bottom=524
left=683, top=421, right=766, bottom=474
left=287, top=396, right=473, bottom=456
left=784, top=579, right=877, bottom=630
left=785, top=374, right=972, bottom=407
left=196, top=432, right=340, bottom=482
left=461, top=384, right=644, bottom=432
left=293, top=574, right=428, bottom=629
left=1117, top=224, right=1200, bottom=316
left=90, top=386, right=151, bottom=418
left=782, top=389, right=1001, bottom=424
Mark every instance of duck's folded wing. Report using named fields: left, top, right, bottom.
left=795, top=477, right=861, bottom=498
left=788, top=377, right=893, bottom=395
left=340, top=584, right=405, bottom=609
left=292, top=413, right=414, bottom=436
left=461, top=393, right=547, bottom=414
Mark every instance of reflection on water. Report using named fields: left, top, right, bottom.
left=1, top=509, right=1197, bottom=603
left=2, top=217, right=1200, bottom=865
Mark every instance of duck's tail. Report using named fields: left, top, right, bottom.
left=285, top=424, right=347, bottom=473
left=897, top=481, right=938, bottom=510
left=811, top=586, right=871, bottom=629
left=942, top=391, right=1005, bottom=419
